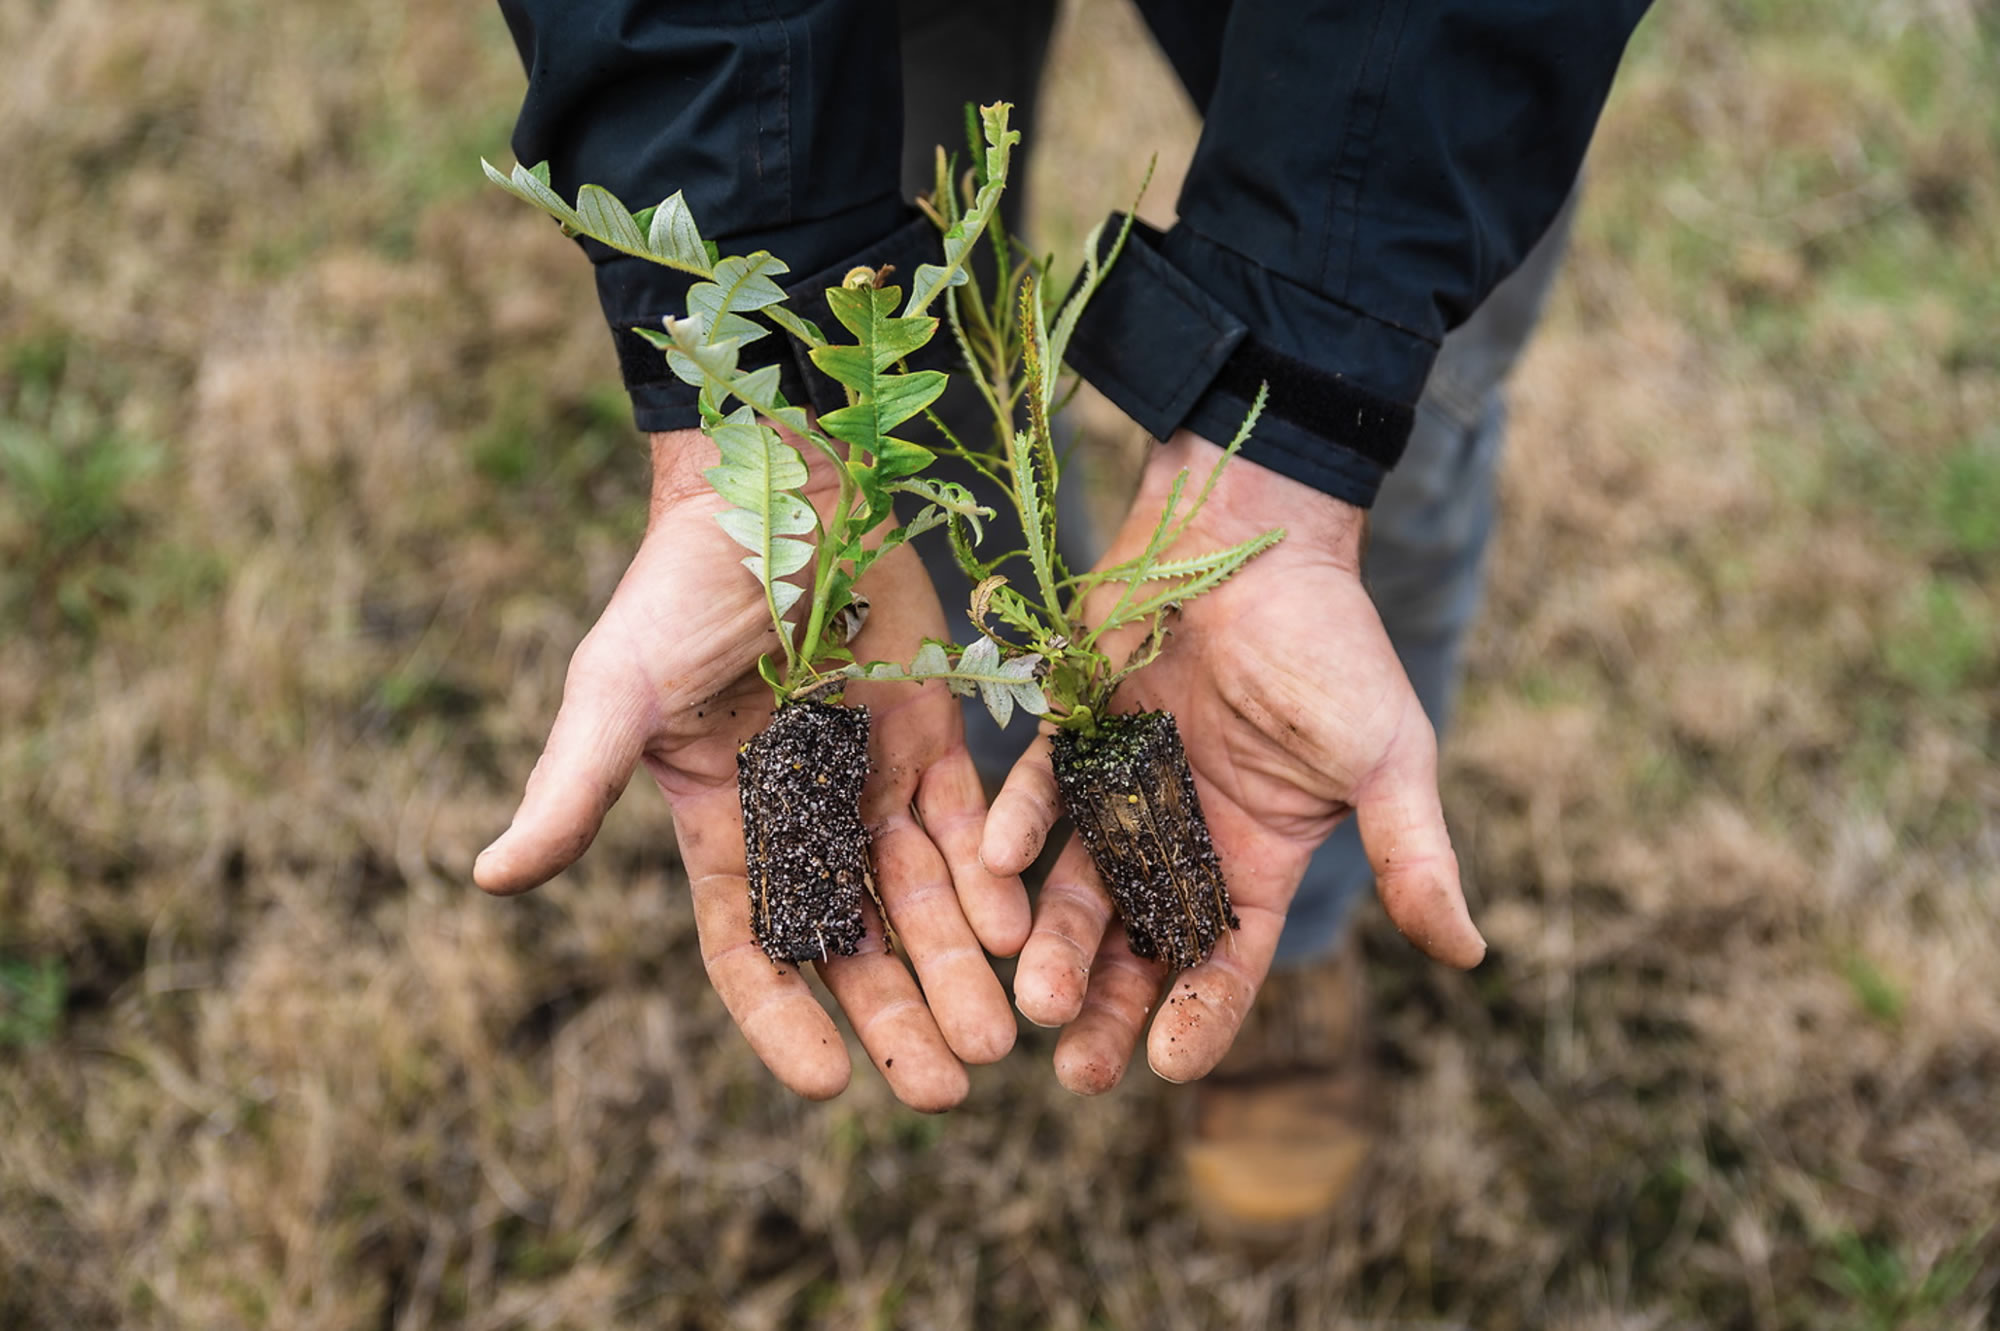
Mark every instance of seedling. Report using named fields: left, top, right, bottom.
left=868, top=123, right=1284, bottom=970
left=484, top=107, right=1024, bottom=962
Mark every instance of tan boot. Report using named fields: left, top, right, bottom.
left=1179, top=939, right=1376, bottom=1245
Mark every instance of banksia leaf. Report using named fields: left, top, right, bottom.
left=688, top=253, right=789, bottom=349
left=851, top=639, right=1046, bottom=727
left=905, top=103, right=1019, bottom=318
left=810, top=285, right=948, bottom=523
left=702, top=405, right=816, bottom=637
left=480, top=159, right=583, bottom=233
left=646, top=191, right=708, bottom=270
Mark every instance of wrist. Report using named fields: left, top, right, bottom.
left=648, top=428, right=722, bottom=523
left=1146, top=429, right=1367, bottom=572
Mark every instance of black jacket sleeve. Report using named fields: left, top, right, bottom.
left=500, top=0, right=1649, bottom=506
left=499, top=0, right=939, bottom=431
left=1066, top=0, right=1651, bottom=506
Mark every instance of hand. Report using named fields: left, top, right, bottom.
left=474, top=429, right=1028, bottom=1111
left=980, top=430, right=1485, bottom=1094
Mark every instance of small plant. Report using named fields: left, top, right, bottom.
left=485, top=107, right=1025, bottom=962
left=485, top=102, right=1279, bottom=972
left=868, top=121, right=1284, bottom=971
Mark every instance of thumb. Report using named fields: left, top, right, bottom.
left=474, top=646, right=654, bottom=895
left=1354, top=711, right=1486, bottom=969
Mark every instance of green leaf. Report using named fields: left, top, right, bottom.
left=1009, top=427, right=1062, bottom=616
left=688, top=253, right=789, bottom=350
left=576, top=183, right=648, bottom=254
left=1124, top=527, right=1284, bottom=620
left=701, top=404, right=818, bottom=650
left=757, top=653, right=784, bottom=695
left=765, top=305, right=827, bottom=348
left=1042, top=164, right=1151, bottom=415
left=906, top=102, right=1020, bottom=318
left=647, top=191, right=708, bottom=270
left=889, top=477, right=990, bottom=543
left=481, top=158, right=583, bottom=232
left=850, top=640, right=1045, bottom=727
left=986, top=582, right=1044, bottom=638
left=808, top=285, right=949, bottom=522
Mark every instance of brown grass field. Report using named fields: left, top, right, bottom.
left=2, top=1, right=1997, bottom=1327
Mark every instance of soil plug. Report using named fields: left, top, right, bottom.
left=1051, top=712, right=1236, bottom=971
left=738, top=700, right=872, bottom=961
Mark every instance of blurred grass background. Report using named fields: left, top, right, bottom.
left=1, top=1, right=1996, bottom=1327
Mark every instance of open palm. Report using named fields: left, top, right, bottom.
left=475, top=429, right=1025, bottom=1111
left=982, top=431, right=1486, bottom=1093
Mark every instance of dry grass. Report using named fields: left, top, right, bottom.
left=2, top=1, right=1996, bottom=1327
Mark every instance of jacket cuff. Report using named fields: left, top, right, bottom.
left=1064, top=218, right=1440, bottom=509
left=596, top=208, right=947, bottom=434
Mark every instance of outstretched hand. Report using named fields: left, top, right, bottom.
left=474, top=428, right=1028, bottom=1111
left=981, top=430, right=1486, bottom=1094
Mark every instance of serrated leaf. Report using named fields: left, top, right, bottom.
left=1010, top=427, right=1061, bottom=613
left=1043, top=165, right=1151, bottom=414
left=719, top=509, right=814, bottom=557
left=907, top=103, right=1019, bottom=318
left=987, top=583, right=1043, bottom=637
left=1125, top=527, right=1284, bottom=620
left=805, top=284, right=948, bottom=524
left=890, top=478, right=989, bottom=543
left=768, top=576, right=805, bottom=617
left=910, top=642, right=951, bottom=676
left=690, top=254, right=788, bottom=330
left=481, top=158, right=584, bottom=231
left=698, top=404, right=818, bottom=640
left=765, top=305, right=827, bottom=348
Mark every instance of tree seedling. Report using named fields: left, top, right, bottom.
left=484, top=107, right=1026, bottom=962
left=862, top=118, right=1284, bottom=971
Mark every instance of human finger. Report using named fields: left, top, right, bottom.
left=868, top=805, right=1016, bottom=1065
left=916, top=745, right=1031, bottom=957
left=1355, top=713, right=1485, bottom=969
left=675, top=782, right=851, bottom=1101
left=1012, top=835, right=1114, bottom=1029
left=1144, top=895, right=1289, bottom=1083
left=979, top=730, right=1061, bottom=877
left=817, top=903, right=971, bottom=1113
left=474, top=638, right=652, bottom=895
left=1050, top=925, right=1166, bottom=1095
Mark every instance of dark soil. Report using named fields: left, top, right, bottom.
left=737, top=701, right=873, bottom=963
left=1051, top=711, right=1237, bottom=971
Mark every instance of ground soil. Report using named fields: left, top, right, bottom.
left=737, top=701, right=872, bottom=962
left=1051, top=710, right=1238, bottom=971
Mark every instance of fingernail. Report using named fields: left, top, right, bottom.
left=1014, top=999, right=1060, bottom=1029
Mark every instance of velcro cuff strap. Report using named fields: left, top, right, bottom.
left=1212, top=339, right=1414, bottom=471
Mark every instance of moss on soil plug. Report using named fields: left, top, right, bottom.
left=1052, top=711, right=1237, bottom=971
left=739, top=701, right=873, bottom=962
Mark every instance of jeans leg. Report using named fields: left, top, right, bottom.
left=1272, top=188, right=1579, bottom=968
